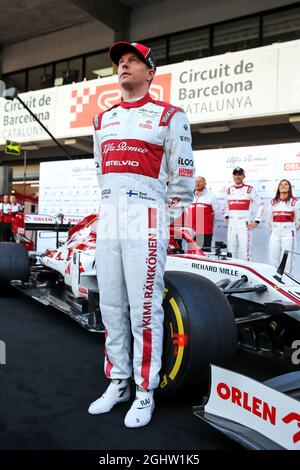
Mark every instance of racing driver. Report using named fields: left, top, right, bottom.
left=269, top=179, right=300, bottom=273
left=89, top=42, right=194, bottom=427
left=225, top=167, right=264, bottom=261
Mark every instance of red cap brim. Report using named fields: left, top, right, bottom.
left=109, top=42, right=147, bottom=67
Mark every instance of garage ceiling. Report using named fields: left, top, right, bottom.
left=0, top=0, right=164, bottom=46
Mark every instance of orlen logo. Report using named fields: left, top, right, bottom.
left=284, top=162, right=300, bottom=171
left=170, top=197, right=181, bottom=207
left=139, top=120, right=152, bottom=129
left=70, top=73, right=171, bottom=129
left=217, top=381, right=300, bottom=445
left=216, top=381, right=277, bottom=425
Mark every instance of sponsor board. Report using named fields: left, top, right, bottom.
left=205, top=365, right=300, bottom=449
left=1, top=41, right=300, bottom=143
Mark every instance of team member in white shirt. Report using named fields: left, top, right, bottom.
left=187, top=176, right=218, bottom=251
left=269, top=179, right=300, bottom=274
left=1, top=194, right=13, bottom=242
left=225, top=167, right=264, bottom=261
left=9, top=194, right=22, bottom=216
left=10, top=194, right=23, bottom=241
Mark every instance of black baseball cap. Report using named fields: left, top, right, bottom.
left=109, top=41, right=156, bottom=70
left=232, top=167, right=245, bottom=175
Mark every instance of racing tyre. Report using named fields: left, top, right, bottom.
left=159, top=271, right=237, bottom=399
left=0, top=242, right=30, bottom=287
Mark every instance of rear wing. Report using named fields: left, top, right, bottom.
left=24, top=214, right=81, bottom=232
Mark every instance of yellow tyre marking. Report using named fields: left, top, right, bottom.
left=169, top=296, right=184, bottom=380
left=160, top=374, right=168, bottom=389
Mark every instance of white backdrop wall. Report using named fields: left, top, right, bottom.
left=194, top=142, right=300, bottom=277
left=39, top=159, right=100, bottom=217
left=36, top=159, right=100, bottom=252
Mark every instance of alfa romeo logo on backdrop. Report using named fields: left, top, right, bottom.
left=69, top=73, right=171, bottom=129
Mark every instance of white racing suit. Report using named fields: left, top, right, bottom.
left=269, top=197, right=300, bottom=273
left=93, top=93, right=194, bottom=390
left=225, top=184, right=264, bottom=261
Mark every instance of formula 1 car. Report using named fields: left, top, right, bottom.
left=0, top=213, right=299, bottom=404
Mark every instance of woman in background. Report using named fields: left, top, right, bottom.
left=269, top=179, right=300, bottom=274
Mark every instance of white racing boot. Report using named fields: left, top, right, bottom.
left=88, top=379, right=130, bottom=414
left=124, top=386, right=155, bottom=428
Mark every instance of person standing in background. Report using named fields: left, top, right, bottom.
left=187, top=176, right=218, bottom=251
left=269, top=179, right=300, bottom=273
left=225, top=168, right=264, bottom=261
left=10, top=194, right=23, bottom=242
left=2, top=194, right=13, bottom=242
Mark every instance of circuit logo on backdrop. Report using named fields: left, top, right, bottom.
left=69, top=73, right=171, bottom=129
left=0, top=340, right=6, bottom=365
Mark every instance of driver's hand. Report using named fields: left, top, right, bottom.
left=249, top=221, right=258, bottom=230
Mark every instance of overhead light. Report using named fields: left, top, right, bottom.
left=289, top=115, right=300, bottom=123
left=54, top=77, right=64, bottom=87
left=22, top=144, right=40, bottom=150
left=198, top=125, right=231, bottom=134
left=64, top=138, right=77, bottom=145
left=289, top=115, right=300, bottom=135
left=92, top=67, right=113, bottom=78
left=13, top=180, right=39, bottom=185
left=30, top=183, right=40, bottom=187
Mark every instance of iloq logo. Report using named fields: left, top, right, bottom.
left=178, top=157, right=193, bottom=167
left=70, top=73, right=171, bottom=129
